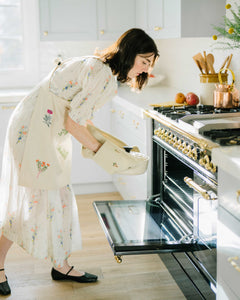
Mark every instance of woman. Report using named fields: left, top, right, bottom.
left=0, top=28, right=159, bottom=295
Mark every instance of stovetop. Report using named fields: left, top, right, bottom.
left=153, top=104, right=240, bottom=121
left=153, top=104, right=240, bottom=146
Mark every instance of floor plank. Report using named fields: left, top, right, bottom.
left=4, top=192, right=185, bottom=300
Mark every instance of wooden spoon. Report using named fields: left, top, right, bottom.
left=206, top=54, right=215, bottom=74
left=193, top=53, right=207, bottom=73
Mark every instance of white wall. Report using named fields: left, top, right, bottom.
left=39, top=36, right=240, bottom=98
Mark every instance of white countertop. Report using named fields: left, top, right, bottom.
left=117, top=84, right=180, bottom=110
left=212, top=146, right=240, bottom=179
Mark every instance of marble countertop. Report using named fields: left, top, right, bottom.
left=212, top=146, right=240, bottom=178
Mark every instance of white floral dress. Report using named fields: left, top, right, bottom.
left=0, top=56, right=117, bottom=268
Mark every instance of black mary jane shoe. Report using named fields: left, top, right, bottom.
left=51, top=266, right=98, bottom=283
left=0, top=269, right=11, bottom=296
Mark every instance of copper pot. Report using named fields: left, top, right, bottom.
left=213, top=68, right=239, bottom=108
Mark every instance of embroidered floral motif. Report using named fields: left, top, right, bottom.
left=66, top=184, right=71, bottom=191
left=58, top=129, right=68, bottom=136
left=16, top=125, right=28, bottom=143
left=36, top=160, right=50, bottom=178
left=28, top=195, right=38, bottom=211
left=8, top=213, right=15, bottom=229
left=31, top=225, right=38, bottom=243
left=57, top=146, right=68, bottom=160
left=78, top=93, right=91, bottom=108
left=62, top=80, right=78, bottom=91
left=102, top=75, right=111, bottom=91
left=87, top=65, right=94, bottom=77
left=57, top=230, right=64, bottom=247
left=113, top=162, right=118, bottom=168
left=47, top=207, right=55, bottom=221
left=43, top=109, right=53, bottom=127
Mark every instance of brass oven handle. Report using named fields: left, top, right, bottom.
left=184, top=177, right=211, bottom=200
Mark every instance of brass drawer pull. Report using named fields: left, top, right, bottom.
left=1, top=105, right=16, bottom=110
left=228, top=256, right=240, bottom=272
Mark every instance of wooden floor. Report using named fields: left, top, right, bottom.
left=4, top=192, right=185, bottom=300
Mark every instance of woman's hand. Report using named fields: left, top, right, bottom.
left=65, top=115, right=102, bottom=152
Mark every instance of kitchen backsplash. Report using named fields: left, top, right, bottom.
left=39, top=36, right=240, bottom=97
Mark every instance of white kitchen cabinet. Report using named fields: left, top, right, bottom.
left=217, top=206, right=240, bottom=300
left=39, top=0, right=98, bottom=40
left=140, top=0, right=226, bottom=39
left=216, top=165, right=240, bottom=299
left=39, top=0, right=138, bottom=41
left=110, top=95, right=151, bottom=200
left=0, top=103, right=17, bottom=178
left=39, top=0, right=226, bottom=41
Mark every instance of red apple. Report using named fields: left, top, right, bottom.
left=186, top=92, right=199, bottom=105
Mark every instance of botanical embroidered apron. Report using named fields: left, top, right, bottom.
left=19, top=80, right=72, bottom=189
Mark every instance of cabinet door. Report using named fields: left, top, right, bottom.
left=39, top=0, right=97, bottom=40
left=97, top=0, right=137, bottom=40
left=217, top=207, right=240, bottom=299
left=0, top=104, right=17, bottom=178
left=138, top=0, right=181, bottom=39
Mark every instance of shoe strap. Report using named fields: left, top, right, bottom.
left=0, top=269, right=4, bottom=272
left=66, top=266, right=74, bottom=276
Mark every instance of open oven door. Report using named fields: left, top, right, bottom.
left=93, top=197, right=210, bottom=263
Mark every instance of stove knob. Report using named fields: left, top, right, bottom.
left=199, top=158, right=205, bottom=166
left=177, top=140, right=184, bottom=150
left=168, top=133, right=174, bottom=144
left=154, top=128, right=160, bottom=136
left=191, top=148, right=198, bottom=161
left=173, top=136, right=179, bottom=148
left=182, top=142, right=188, bottom=154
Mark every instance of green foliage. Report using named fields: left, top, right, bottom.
left=213, top=2, right=240, bottom=49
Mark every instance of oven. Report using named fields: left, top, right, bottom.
left=93, top=105, right=240, bottom=300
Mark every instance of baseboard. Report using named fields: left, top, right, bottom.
left=72, top=181, right=117, bottom=195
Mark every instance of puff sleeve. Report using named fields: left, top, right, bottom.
left=49, top=57, right=117, bottom=125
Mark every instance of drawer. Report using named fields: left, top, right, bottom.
left=217, top=207, right=240, bottom=298
left=218, top=168, right=240, bottom=221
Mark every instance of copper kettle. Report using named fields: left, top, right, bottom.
left=214, top=68, right=239, bottom=108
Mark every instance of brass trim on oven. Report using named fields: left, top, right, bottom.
left=184, top=177, right=217, bottom=200
left=144, top=109, right=219, bottom=151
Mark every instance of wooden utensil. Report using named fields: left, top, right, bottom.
left=219, top=56, right=229, bottom=71
left=203, top=51, right=209, bottom=74
left=206, top=53, right=215, bottom=73
left=193, top=53, right=207, bottom=73
left=149, top=102, right=187, bottom=107
left=225, top=53, right=233, bottom=73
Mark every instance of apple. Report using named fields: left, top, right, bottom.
left=186, top=92, right=199, bottom=105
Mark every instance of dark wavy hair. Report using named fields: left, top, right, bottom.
left=95, top=28, right=159, bottom=90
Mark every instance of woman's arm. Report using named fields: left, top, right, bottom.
left=65, top=115, right=102, bottom=153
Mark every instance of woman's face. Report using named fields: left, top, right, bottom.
left=127, top=53, right=155, bottom=79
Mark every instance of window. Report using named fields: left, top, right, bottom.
left=0, top=0, right=39, bottom=88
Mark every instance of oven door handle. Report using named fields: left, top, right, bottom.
left=184, top=177, right=216, bottom=200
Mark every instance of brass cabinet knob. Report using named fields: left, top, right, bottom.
left=237, top=190, right=240, bottom=204
left=100, top=29, right=105, bottom=35
left=154, top=26, right=162, bottom=31
left=43, top=31, right=48, bottom=36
